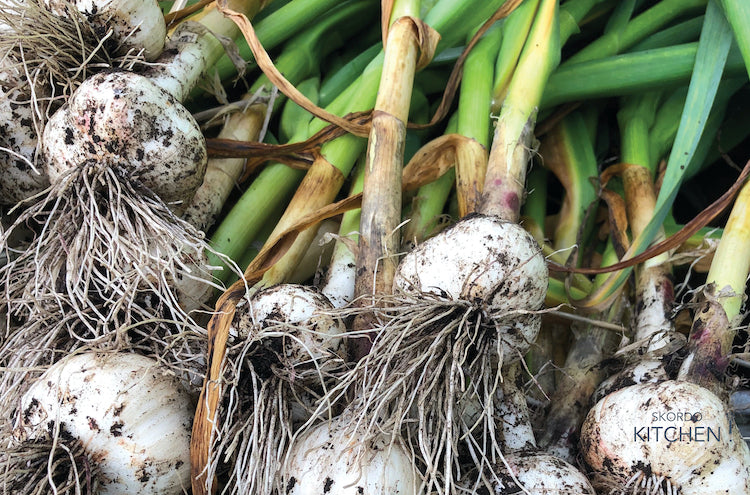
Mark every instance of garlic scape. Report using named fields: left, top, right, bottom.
left=10, top=352, right=193, bottom=495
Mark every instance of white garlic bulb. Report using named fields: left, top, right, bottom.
left=593, top=358, right=669, bottom=403
left=41, top=71, right=207, bottom=210
left=393, top=214, right=548, bottom=357
left=581, top=380, right=750, bottom=494
left=282, top=412, right=423, bottom=495
left=16, top=352, right=193, bottom=495
left=488, top=453, right=596, bottom=494
left=44, top=0, right=166, bottom=60
left=233, top=284, right=346, bottom=378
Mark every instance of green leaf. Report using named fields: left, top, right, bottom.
left=574, top=0, right=732, bottom=310
left=719, top=0, right=750, bottom=79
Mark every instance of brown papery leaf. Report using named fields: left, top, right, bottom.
left=402, top=133, right=488, bottom=216
left=599, top=188, right=630, bottom=258
left=381, top=0, right=393, bottom=48
left=549, top=158, right=750, bottom=275
left=598, top=162, right=635, bottom=258
left=413, top=0, right=525, bottom=131
left=190, top=283, right=243, bottom=495
left=164, top=0, right=214, bottom=26
left=207, top=110, right=372, bottom=182
left=218, top=0, right=369, bottom=137
left=206, top=139, right=312, bottom=171
left=406, top=16, right=441, bottom=71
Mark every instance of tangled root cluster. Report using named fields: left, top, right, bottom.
left=304, top=293, right=548, bottom=494
left=0, top=164, right=232, bottom=428
left=206, top=292, right=347, bottom=495
left=0, top=0, right=150, bottom=102
left=0, top=434, right=101, bottom=495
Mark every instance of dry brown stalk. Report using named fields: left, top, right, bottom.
left=351, top=11, right=439, bottom=359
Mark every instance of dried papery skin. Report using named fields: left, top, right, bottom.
left=16, top=352, right=193, bottom=495
left=0, top=55, right=49, bottom=205
left=42, top=71, right=207, bottom=211
left=393, top=214, right=548, bottom=357
left=43, top=0, right=166, bottom=61
left=489, top=453, right=596, bottom=494
left=281, top=412, right=423, bottom=495
left=580, top=380, right=750, bottom=494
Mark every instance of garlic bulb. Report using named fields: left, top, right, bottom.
left=209, top=284, right=347, bottom=494
left=44, top=0, right=166, bottom=60
left=487, top=453, right=596, bottom=494
left=233, top=284, right=346, bottom=377
left=42, top=71, right=206, bottom=210
left=581, top=380, right=750, bottom=493
left=16, top=352, right=193, bottom=495
left=393, top=214, right=548, bottom=357
left=593, top=358, right=669, bottom=403
left=282, top=412, right=423, bottom=495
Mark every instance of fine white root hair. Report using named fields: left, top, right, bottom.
left=206, top=311, right=347, bottom=494
left=0, top=164, right=238, bottom=426
left=307, top=293, right=546, bottom=495
left=1, top=164, right=227, bottom=331
left=0, top=432, right=101, bottom=495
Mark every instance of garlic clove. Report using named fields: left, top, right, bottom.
left=17, top=352, right=193, bottom=495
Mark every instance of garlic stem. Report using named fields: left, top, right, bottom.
left=480, top=0, right=559, bottom=222
left=182, top=98, right=267, bottom=232
left=499, top=363, right=536, bottom=452
left=320, top=159, right=365, bottom=309
left=354, top=0, right=424, bottom=303
left=145, top=0, right=264, bottom=101
left=207, top=53, right=384, bottom=283
left=679, top=178, right=750, bottom=390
